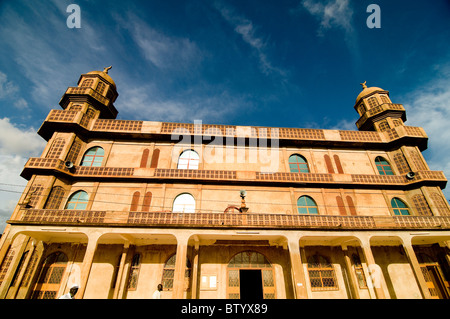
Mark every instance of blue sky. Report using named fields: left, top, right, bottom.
left=0, top=0, right=449, bottom=230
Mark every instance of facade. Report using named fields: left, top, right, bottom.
left=0, top=69, right=449, bottom=299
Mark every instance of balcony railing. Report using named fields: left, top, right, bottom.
left=20, top=157, right=447, bottom=188
left=11, top=209, right=450, bottom=230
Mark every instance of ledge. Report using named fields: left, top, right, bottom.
left=9, top=209, right=450, bottom=230
left=37, top=109, right=428, bottom=151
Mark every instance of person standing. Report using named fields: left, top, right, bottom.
left=152, top=284, right=163, bottom=299
left=58, top=284, right=79, bottom=299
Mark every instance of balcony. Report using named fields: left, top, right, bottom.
left=10, top=209, right=450, bottom=230
left=20, top=157, right=447, bottom=189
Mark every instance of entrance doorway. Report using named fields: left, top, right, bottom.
left=227, top=251, right=276, bottom=299
left=239, top=270, right=263, bottom=299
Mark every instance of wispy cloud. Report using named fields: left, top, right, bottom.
left=214, top=1, right=287, bottom=77
left=301, top=0, right=354, bottom=37
left=115, top=12, right=203, bottom=70
left=0, top=71, right=29, bottom=111
left=0, top=1, right=110, bottom=108
left=297, top=0, right=360, bottom=64
left=117, top=81, right=254, bottom=124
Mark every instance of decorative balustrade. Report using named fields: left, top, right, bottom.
left=41, top=107, right=426, bottom=146
left=13, top=209, right=450, bottom=230
left=21, top=158, right=446, bottom=187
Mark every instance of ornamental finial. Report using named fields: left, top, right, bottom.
left=360, top=81, right=367, bottom=89
left=103, top=66, right=112, bottom=74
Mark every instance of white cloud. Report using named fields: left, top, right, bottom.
left=0, top=118, right=46, bottom=157
left=401, top=69, right=450, bottom=199
left=214, top=2, right=287, bottom=77
left=0, top=118, right=46, bottom=232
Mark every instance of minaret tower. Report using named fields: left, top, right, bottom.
left=354, top=81, right=406, bottom=132
left=59, top=66, right=119, bottom=120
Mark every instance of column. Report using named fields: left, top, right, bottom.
left=77, top=233, right=101, bottom=299
left=359, top=237, right=386, bottom=299
left=287, top=237, right=308, bottom=299
left=172, top=234, right=189, bottom=299
left=113, top=242, right=130, bottom=299
left=400, top=236, right=432, bottom=299
left=342, top=246, right=360, bottom=299
left=190, top=238, right=200, bottom=299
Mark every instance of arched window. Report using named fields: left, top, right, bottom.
left=81, top=147, right=104, bottom=167
left=288, top=154, right=309, bottom=173
left=391, top=198, right=410, bottom=215
left=65, top=190, right=89, bottom=210
left=172, top=193, right=195, bottom=213
left=307, top=254, right=338, bottom=291
left=177, top=150, right=199, bottom=170
left=161, top=254, right=191, bottom=290
left=31, top=252, right=68, bottom=299
left=127, top=254, right=141, bottom=291
left=375, top=156, right=394, bottom=175
left=297, top=196, right=318, bottom=215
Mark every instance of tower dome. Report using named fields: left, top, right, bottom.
left=353, top=81, right=406, bottom=132
left=355, top=81, right=386, bottom=104
left=86, top=66, right=116, bottom=89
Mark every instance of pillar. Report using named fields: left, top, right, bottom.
left=77, top=233, right=100, bottom=299
left=113, top=242, right=130, bottom=299
left=359, top=237, right=386, bottom=299
left=190, top=239, right=200, bottom=299
left=400, top=236, right=432, bottom=299
left=342, top=246, right=360, bottom=299
left=287, top=237, right=308, bottom=299
left=172, top=234, right=189, bottom=299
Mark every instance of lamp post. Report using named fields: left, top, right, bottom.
left=239, top=190, right=249, bottom=213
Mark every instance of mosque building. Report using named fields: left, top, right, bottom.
left=0, top=68, right=449, bottom=299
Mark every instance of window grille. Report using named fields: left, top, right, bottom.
left=307, top=254, right=338, bottom=291
left=161, top=254, right=191, bottom=291
left=351, top=254, right=367, bottom=289
left=80, top=79, right=94, bottom=87
left=367, top=97, right=379, bottom=108
left=127, top=254, right=141, bottom=290
left=44, top=186, right=65, bottom=209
